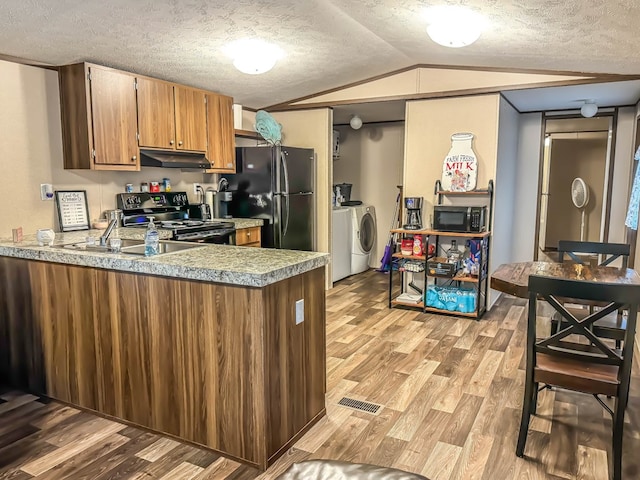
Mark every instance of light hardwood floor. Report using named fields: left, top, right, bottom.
left=1, top=269, right=639, bottom=479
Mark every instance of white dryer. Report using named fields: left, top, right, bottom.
left=332, top=207, right=352, bottom=282
left=350, top=205, right=376, bottom=275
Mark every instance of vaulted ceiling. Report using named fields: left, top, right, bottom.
left=1, top=1, right=640, bottom=108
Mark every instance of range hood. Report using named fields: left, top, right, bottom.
left=139, top=149, right=211, bottom=169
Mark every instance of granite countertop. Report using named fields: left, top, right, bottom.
left=0, top=228, right=327, bottom=287
left=214, top=218, right=264, bottom=229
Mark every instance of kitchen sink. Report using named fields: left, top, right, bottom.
left=55, top=238, right=144, bottom=252
left=120, top=241, right=202, bottom=256
left=54, top=239, right=201, bottom=256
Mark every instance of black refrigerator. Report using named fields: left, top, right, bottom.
left=222, top=146, right=315, bottom=251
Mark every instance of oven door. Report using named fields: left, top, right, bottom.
left=174, top=228, right=236, bottom=245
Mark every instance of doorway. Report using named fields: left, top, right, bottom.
left=536, top=114, right=615, bottom=260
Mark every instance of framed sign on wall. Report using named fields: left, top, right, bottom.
left=55, top=190, right=90, bottom=232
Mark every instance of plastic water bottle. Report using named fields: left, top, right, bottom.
left=144, top=217, right=159, bottom=256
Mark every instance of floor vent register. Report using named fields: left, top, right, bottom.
left=337, top=397, right=382, bottom=415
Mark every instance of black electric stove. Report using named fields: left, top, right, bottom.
left=116, top=192, right=236, bottom=244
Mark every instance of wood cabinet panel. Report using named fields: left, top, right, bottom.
left=174, top=86, right=207, bottom=152
left=235, top=227, right=261, bottom=247
left=136, top=78, right=176, bottom=149
left=89, top=66, right=139, bottom=167
left=0, top=257, right=43, bottom=392
left=206, top=94, right=236, bottom=172
left=58, top=63, right=92, bottom=169
left=264, top=267, right=326, bottom=459
left=0, top=257, right=325, bottom=469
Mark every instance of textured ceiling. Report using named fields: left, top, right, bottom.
left=1, top=1, right=640, bottom=108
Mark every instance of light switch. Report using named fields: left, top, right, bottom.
left=40, top=184, right=53, bottom=201
left=295, top=299, right=304, bottom=325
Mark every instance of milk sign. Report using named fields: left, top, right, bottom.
left=441, top=133, right=478, bottom=192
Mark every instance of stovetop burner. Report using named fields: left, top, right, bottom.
left=159, top=220, right=205, bottom=228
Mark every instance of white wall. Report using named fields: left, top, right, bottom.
left=334, top=123, right=405, bottom=267
left=491, top=98, right=520, bottom=305
left=511, top=113, right=543, bottom=261
left=0, top=60, right=205, bottom=239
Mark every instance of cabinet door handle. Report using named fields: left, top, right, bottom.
left=132, top=155, right=137, bottom=162
left=178, top=141, right=183, bottom=146
left=169, top=140, right=174, bottom=145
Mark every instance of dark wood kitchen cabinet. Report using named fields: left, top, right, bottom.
left=137, top=79, right=207, bottom=152
left=136, top=77, right=176, bottom=150
left=174, top=86, right=207, bottom=152
left=59, top=63, right=139, bottom=170
left=206, top=93, right=236, bottom=172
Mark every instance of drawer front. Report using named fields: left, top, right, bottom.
left=236, top=227, right=261, bottom=246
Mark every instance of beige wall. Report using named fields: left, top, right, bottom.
left=404, top=95, right=500, bottom=212
left=293, top=67, right=591, bottom=106
left=0, top=60, right=207, bottom=239
left=271, top=109, right=333, bottom=287
left=334, top=123, right=405, bottom=267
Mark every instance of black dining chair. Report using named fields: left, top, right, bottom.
left=551, top=240, right=631, bottom=347
left=516, top=274, right=640, bottom=480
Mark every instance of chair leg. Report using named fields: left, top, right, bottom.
left=516, top=376, right=535, bottom=457
left=612, top=396, right=627, bottom=480
left=531, top=382, right=539, bottom=415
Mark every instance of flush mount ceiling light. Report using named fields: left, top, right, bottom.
left=424, top=5, right=487, bottom=48
left=350, top=115, right=363, bottom=130
left=222, top=39, right=284, bottom=75
left=581, top=100, right=598, bottom=118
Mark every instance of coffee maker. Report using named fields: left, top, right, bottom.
left=403, top=197, right=423, bottom=230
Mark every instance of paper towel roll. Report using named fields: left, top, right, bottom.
left=233, top=104, right=243, bottom=130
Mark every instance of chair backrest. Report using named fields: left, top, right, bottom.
left=527, top=275, right=640, bottom=382
left=558, top=240, right=630, bottom=268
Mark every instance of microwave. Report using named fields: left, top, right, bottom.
left=433, top=205, right=486, bottom=233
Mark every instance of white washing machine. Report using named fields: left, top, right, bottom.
left=332, top=207, right=352, bottom=282
left=350, top=205, right=376, bottom=275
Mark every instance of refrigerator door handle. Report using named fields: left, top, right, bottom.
left=280, top=150, right=290, bottom=194
left=274, top=194, right=283, bottom=248
left=283, top=194, right=290, bottom=237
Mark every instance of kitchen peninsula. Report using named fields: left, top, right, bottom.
left=0, top=231, right=329, bottom=470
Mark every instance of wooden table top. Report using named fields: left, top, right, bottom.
left=491, top=261, right=640, bottom=298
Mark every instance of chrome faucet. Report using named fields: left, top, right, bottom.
left=99, top=219, right=119, bottom=246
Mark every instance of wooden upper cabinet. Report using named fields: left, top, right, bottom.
left=174, top=86, right=207, bottom=152
left=90, top=66, right=139, bottom=167
left=58, top=63, right=139, bottom=170
left=206, top=94, right=236, bottom=173
left=136, top=78, right=176, bottom=149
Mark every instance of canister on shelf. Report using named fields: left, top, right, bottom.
left=162, top=178, right=171, bottom=192
left=125, top=183, right=134, bottom=193
left=150, top=181, right=160, bottom=193
left=140, top=182, right=149, bottom=193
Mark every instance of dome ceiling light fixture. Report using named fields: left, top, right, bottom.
left=222, top=38, right=284, bottom=75
left=424, top=5, right=487, bottom=48
left=350, top=115, right=363, bottom=130
left=580, top=100, right=598, bottom=118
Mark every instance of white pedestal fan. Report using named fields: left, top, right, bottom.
left=571, top=177, right=590, bottom=241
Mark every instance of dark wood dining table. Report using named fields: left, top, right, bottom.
left=491, top=261, right=640, bottom=298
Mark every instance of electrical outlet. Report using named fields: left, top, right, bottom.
left=40, top=184, right=54, bottom=201
left=193, top=183, right=201, bottom=195
left=295, top=299, right=304, bottom=325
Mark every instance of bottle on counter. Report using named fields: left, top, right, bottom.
left=144, top=217, right=159, bottom=256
